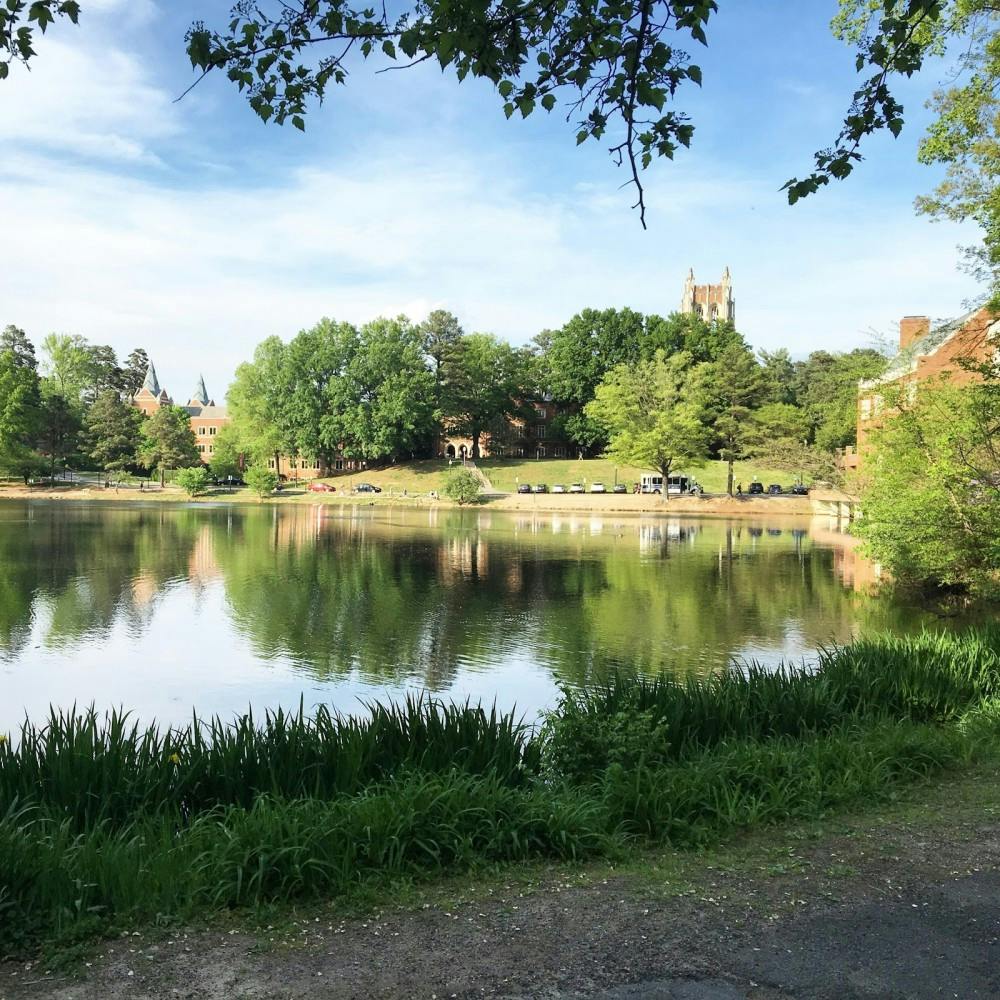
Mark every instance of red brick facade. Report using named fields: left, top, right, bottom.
left=856, top=307, right=998, bottom=466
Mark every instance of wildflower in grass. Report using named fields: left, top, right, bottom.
left=168, top=752, right=181, bottom=765
left=0, top=733, right=7, bottom=745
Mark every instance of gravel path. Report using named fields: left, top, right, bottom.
left=4, top=766, right=998, bottom=1000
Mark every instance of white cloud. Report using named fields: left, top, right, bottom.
left=0, top=3, right=985, bottom=398
left=0, top=6, right=176, bottom=164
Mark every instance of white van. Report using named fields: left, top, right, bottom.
left=640, top=473, right=701, bottom=495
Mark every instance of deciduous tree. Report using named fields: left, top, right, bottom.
left=443, top=332, right=527, bottom=459
left=858, top=372, right=1000, bottom=595
left=585, top=350, right=709, bottom=499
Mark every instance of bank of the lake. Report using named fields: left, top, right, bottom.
left=0, top=482, right=817, bottom=516
left=2, top=628, right=999, bottom=959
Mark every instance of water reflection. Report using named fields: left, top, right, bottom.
left=0, top=501, right=940, bottom=730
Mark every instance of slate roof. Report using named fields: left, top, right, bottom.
left=142, top=362, right=161, bottom=395
left=190, top=375, right=210, bottom=406
left=859, top=309, right=977, bottom=390
left=183, top=404, right=228, bottom=418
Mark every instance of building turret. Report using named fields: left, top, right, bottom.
left=680, top=268, right=735, bottom=324
left=189, top=374, right=210, bottom=408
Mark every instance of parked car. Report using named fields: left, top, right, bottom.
left=307, top=481, right=335, bottom=493
left=748, top=482, right=764, bottom=495
left=214, top=475, right=245, bottom=487
left=517, top=483, right=532, bottom=494
left=612, top=483, right=628, bottom=494
left=767, top=483, right=783, bottom=495
left=354, top=482, right=381, bottom=494
left=568, top=483, right=585, bottom=494
left=790, top=483, right=809, bottom=496
left=590, top=483, right=607, bottom=493
left=534, top=484, right=548, bottom=493
left=551, top=484, right=566, bottom=493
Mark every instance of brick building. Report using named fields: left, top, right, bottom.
left=440, top=397, right=573, bottom=461
left=855, top=307, right=999, bottom=468
left=133, top=363, right=231, bottom=464
left=681, top=267, right=735, bottom=324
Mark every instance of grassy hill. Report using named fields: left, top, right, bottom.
left=314, top=458, right=809, bottom=496
left=477, top=458, right=804, bottom=494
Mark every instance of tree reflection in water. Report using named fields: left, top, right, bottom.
left=0, top=502, right=948, bottom=710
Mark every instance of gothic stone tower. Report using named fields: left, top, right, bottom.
left=681, top=267, right=735, bottom=323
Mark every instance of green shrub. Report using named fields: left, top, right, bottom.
left=443, top=467, right=482, bottom=504
left=245, top=464, right=279, bottom=498
left=174, top=466, right=213, bottom=496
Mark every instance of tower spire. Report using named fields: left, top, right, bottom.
left=142, top=361, right=161, bottom=396
left=191, top=374, right=209, bottom=407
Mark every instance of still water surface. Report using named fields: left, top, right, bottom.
left=0, top=501, right=941, bottom=732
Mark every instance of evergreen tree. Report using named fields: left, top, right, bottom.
left=85, top=390, right=144, bottom=474
left=139, top=405, right=199, bottom=485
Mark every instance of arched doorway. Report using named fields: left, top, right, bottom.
left=459, top=444, right=468, bottom=459
left=446, top=444, right=456, bottom=459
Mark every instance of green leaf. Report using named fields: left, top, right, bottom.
left=382, top=39, right=395, bottom=58
left=291, top=115, right=305, bottom=131
left=541, top=93, right=555, bottom=112
left=498, top=79, right=514, bottom=99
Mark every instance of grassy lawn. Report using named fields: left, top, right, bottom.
left=478, top=458, right=807, bottom=494
left=317, top=460, right=453, bottom=495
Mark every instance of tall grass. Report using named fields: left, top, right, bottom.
left=0, top=697, right=539, bottom=829
left=543, top=626, right=1000, bottom=780
left=2, top=626, right=999, bottom=953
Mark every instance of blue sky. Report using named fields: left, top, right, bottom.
left=0, top=0, right=983, bottom=397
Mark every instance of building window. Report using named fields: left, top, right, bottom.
left=268, top=459, right=275, bottom=469
left=198, top=427, right=206, bottom=435
left=209, top=427, right=217, bottom=436
left=335, top=459, right=343, bottom=471
left=537, top=426, right=546, bottom=439
left=197, top=444, right=205, bottom=453
left=208, top=446, right=214, bottom=454
left=860, top=398, right=872, bottom=421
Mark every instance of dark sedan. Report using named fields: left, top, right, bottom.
left=354, top=483, right=382, bottom=494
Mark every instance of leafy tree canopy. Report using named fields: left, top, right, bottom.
left=139, top=404, right=200, bottom=483
left=444, top=332, right=531, bottom=459
left=84, top=389, right=143, bottom=473
left=585, top=349, right=710, bottom=492
left=857, top=371, right=1000, bottom=596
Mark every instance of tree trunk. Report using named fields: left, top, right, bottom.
left=659, top=462, right=671, bottom=503
left=160, top=467, right=166, bottom=487
left=472, top=432, right=481, bottom=460
left=727, top=458, right=734, bottom=497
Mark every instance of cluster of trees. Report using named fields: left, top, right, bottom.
left=227, top=312, right=535, bottom=467
left=228, top=307, right=885, bottom=488
left=536, top=307, right=885, bottom=485
left=0, top=326, right=204, bottom=484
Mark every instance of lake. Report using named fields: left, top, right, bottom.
left=0, top=500, right=941, bottom=733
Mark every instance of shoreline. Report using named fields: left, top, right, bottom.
left=0, top=485, right=817, bottom=518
